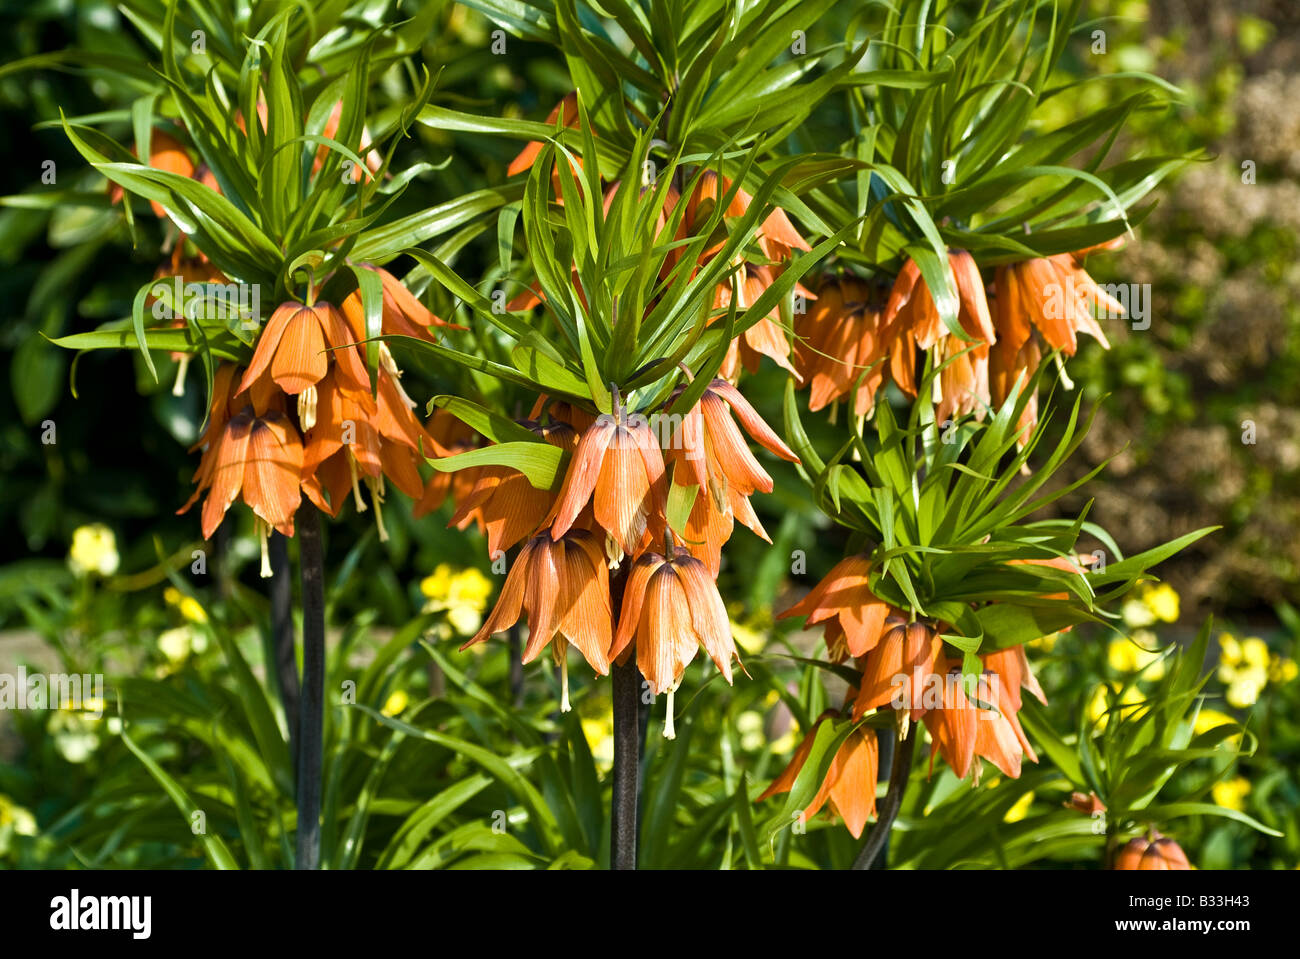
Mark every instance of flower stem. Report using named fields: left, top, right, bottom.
left=295, top=503, right=326, bottom=870
left=851, top=722, right=916, bottom=870
left=609, top=564, right=639, bottom=870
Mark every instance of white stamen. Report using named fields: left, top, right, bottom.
left=258, top=521, right=272, bottom=578
left=560, top=654, right=570, bottom=713
left=172, top=354, right=191, bottom=397
left=368, top=477, right=389, bottom=542
left=348, top=455, right=367, bottom=512
left=663, top=687, right=677, bottom=740
left=297, top=385, right=318, bottom=431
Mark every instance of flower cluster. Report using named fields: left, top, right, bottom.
left=178, top=268, right=458, bottom=571
left=764, top=553, right=1051, bottom=833
left=458, top=381, right=798, bottom=729
left=795, top=242, right=1123, bottom=440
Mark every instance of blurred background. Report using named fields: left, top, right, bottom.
left=0, top=0, right=1296, bottom=868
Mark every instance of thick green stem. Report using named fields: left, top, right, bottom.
left=295, top=504, right=325, bottom=871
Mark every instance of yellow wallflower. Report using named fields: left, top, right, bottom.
left=163, top=586, right=209, bottom=624
left=1142, top=583, right=1181, bottom=623
left=1226, top=675, right=1264, bottom=708
left=1269, top=657, right=1298, bottom=684
left=770, top=717, right=801, bottom=755
left=68, top=524, right=119, bottom=577
left=1004, top=790, right=1035, bottom=823
left=1218, top=633, right=1270, bottom=707
left=421, top=566, right=494, bottom=635
left=1087, top=682, right=1146, bottom=731
left=1211, top=777, right=1251, bottom=812
left=1193, top=708, right=1238, bottom=737
left=1107, top=631, right=1166, bottom=680
left=578, top=693, right=614, bottom=771
left=0, top=794, right=38, bottom=837
left=729, top=618, right=767, bottom=654
left=735, top=711, right=765, bottom=752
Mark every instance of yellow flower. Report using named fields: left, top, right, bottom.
left=1218, top=633, right=1270, bottom=706
left=1107, top=631, right=1166, bottom=680
left=1087, top=682, right=1146, bottom=731
left=158, top=626, right=197, bottom=664
left=421, top=565, right=494, bottom=621
left=68, top=524, right=119, bottom=577
left=1269, top=657, right=1298, bottom=684
left=1211, top=777, right=1251, bottom=812
left=446, top=605, right=483, bottom=638
left=381, top=690, right=409, bottom=717
left=1217, top=633, right=1241, bottom=679
left=729, top=618, right=767, bottom=654
left=1193, top=708, right=1238, bottom=737
left=1240, top=638, right=1270, bottom=669
left=1226, top=673, right=1265, bottom=708
left=578, top=693, right=614, bottom=771
left=420, top=565, right=454, bottom=601
left=1004, top=790, right=1035, bottom=823
left=1142, top=583, right=1181, bottom=623
left=164, top=587, right=209, bottom=624
left=0, top=794, right=38, bottom=837
left=769, top=717, right=801, bottom=755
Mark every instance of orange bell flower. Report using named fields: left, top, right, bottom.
left=922, top=655, right=1039, bottom=783
left=852, top=619, right=942, bottom=719
left=548, top=405, right=667, bottom=563
left=611, top=549, right=737, bottom=735
left=447, top=421, right=578, bottom=557
left=340, top=265, right=464, bottom=343
left=1114, top=833, right=1191, bottom=870
left=238, top=300, right=371, bottom=399
left=795, top=277, right=903, bottom=416
left=109, top=130, right=196, bottom=219
left=465, top=528, right=613, bottom=709
left=779, top=554, right=895, bottom=660
left=507, top=93, right=581, bottom=178
left=179, top=373, right=303, bottom=568
left=993, top=252, right=1118, bottom=356
left=758, top=713, right=879, bottom=838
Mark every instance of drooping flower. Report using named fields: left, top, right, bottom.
left=795, top=276, right=911, bottom=416
left=446, top=421, right=578, bottom=557
left=758, top=713, right=879, bottom=837
left=238, top=301, right=371, bottom=399
left=340, top=265, right=462, bottom=343
left=779, top=554, right=895, bottom=661
left=548, top=405, right=667, bottom=562
left=678, top=171, right=812, bottom=379
left=852, top=620, right=942, bottom=720
left=465, top=529, right=613, bottom=709
left=993, top=253, right=1118, bottom=356
left=1113, top=832, right=1191, bottom=870
left=180, top=395, right=303, bottom=567
left=611, top=549, right=737, bottom=735
left=922, top=654, right=1039, bottom=783
left=507, top=93, right=581, bottom=177
left=414, top=407, right=483, bottom=517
